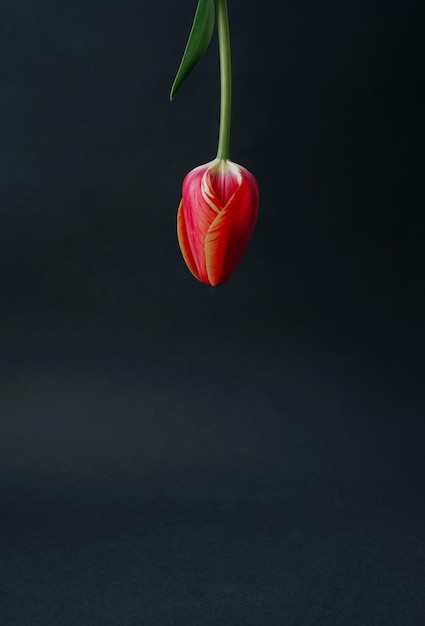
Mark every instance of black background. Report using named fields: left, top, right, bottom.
left=1, top=0, right=424, bottom=624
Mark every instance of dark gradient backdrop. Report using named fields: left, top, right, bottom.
left=1, top=0, right=424, bottom=624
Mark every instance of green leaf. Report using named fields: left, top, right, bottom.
left=170, top=0, right=215, bottom=101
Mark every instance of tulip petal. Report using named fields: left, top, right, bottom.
left=182, top=162, right=220, bottom=283
left=177, top=200, right=201, bottom=282
left=205, top=170, right=259, bottom=286
left=209, top=160, right=240, bottom=207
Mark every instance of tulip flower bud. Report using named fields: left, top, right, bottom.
left=177, top=158, right=259, bottom=286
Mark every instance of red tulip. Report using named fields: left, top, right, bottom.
left=177, top=158, right=259, bottom=286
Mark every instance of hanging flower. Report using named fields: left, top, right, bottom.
left=171, top=0, right=260, bottom=286
left=177, top=158, right=259, bottom=286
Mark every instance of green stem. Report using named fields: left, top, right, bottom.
left=215, top=0, right=232, bottom=160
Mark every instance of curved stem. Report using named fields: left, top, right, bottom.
left=215, top=0, right=232, bottom=160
